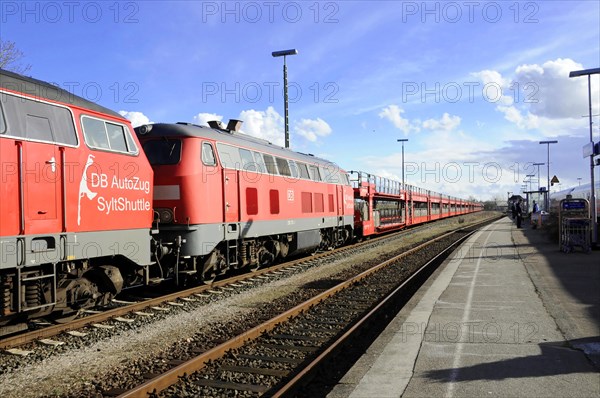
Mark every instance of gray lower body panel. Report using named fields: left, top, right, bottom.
left=0, top=229, right=152, bottom=269
left=158, top=215, right=354, bottom=257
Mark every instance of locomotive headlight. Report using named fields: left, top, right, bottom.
left=157, top=208, right=174, bottom=223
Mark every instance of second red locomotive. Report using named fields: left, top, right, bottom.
left=136, top=121, right=355, bottom=284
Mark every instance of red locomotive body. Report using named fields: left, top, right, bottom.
left=350, top=171, right=482, bottom=237
left=136, top=121, right=354, bottom=283
left=0, top=69, right=153, bottom=326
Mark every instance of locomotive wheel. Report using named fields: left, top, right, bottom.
left=51, top=310, right=80, bottom=324
left=200, top=252, right=224, bottom=284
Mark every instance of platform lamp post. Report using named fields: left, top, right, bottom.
left=569, top=67, right=599, bottom=246
left=533, top=162, right=544, bottom=190
left=272, top=49, right=298, bottom=149
left=397, top=138, right=409, bottom=190
left=539, top=140, right=558, bottom=212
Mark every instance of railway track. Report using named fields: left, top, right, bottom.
left=115, top=225, right=481, bottom=397
left=0, top=214, right=501, bottom=397
left=0, top=215, right=487, bottom=353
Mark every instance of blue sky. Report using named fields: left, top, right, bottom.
left=3, top=0, right=599, bottom=201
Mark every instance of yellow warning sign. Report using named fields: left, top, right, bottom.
left=551, top=175, right=560, bottom=185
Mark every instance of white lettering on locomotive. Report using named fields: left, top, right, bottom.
left=78, top=154, right=98, bottom=225
left=97, top=197, right=151, bottom=215
left=79, top=165, right=151, bottom=222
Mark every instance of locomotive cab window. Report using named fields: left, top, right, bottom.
left=143, top=139, right=182, bottom=165
left=202, top=142, right=216, bottom=166
left=82, top=116, right=138, bottom=154
left=0, top=92, right=77, bottom=145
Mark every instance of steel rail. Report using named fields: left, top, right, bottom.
left=270, top=230, right=475, bottom=397
left=117, top=226, right=478, bottom=398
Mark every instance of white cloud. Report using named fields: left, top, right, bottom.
left=496, top=105, right=539, bottom=129
left=118, top=111, right=151, bottom=127
left=513, top=58, right=599, bottom=119
left=422, top=113, right=461, bottom=132
left=378, top=104, right=420, bottom=134
left=238, top=106, right=285, bottom=146
left=473, top=58, right=599, bottom=135
left=193, top=112, right=223, bottom=126
left=294, top=118, right=332, bottom=142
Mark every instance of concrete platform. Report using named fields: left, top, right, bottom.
left=328, top=216, right=600, bottom=397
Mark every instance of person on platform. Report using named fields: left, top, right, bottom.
left=515, top=200, right=523, bottom=228
left=532, top=200, right=539, bottom=213
left=511, top=202, right=516, bottom=220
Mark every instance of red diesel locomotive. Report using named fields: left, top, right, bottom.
left=0, top=69, right=153, bottom=329
left=136, top=121, right=355, bottom=284
left=0, top=69, right=481, bottom=331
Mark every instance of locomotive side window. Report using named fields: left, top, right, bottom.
left=239, top=148, right=255, bottom=171
left=216, top=143, right=241, bottom=169
left=297, top=162, right=310, bottom=180
left=288, top=160, right=299, bottom=178
left=202, top=142, right=216, bottom=166
left=25, top=114, right=53, bottom=142
left=309, top=165, right=322, bottom=181
left=106, top=122, right=128, bottom=152
left=0, top=103, right=5, bottom=133
left=263, top=154, right=278, bottom=175
left=143, top=139, right=181, bottom=165
left=253, top=152, right=266, bottom=173
left=1, top=93, right=77, bottom=145
left=275, top=157, right=291, bottom=177
left=82, top=116, right=138, bottom=153
left=83, top=117, right=110, bottom=148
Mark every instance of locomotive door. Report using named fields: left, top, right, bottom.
left=222, top=168, right=239, bottom=223
left=22, top=141, right=61, bottom=234
left=336, top=185, right=344, bottom=223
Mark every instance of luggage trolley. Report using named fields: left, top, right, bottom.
left=559, top=198, right=591, bottom=253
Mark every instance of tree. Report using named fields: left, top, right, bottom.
left=0, top=40, right=31, bottom=74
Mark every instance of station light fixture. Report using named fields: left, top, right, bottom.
left=272, top=49, right=298, bottom=149
left=397, top=139, right=409, bottom=189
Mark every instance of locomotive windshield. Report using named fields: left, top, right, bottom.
left=143, top=138, right=182, bottom=165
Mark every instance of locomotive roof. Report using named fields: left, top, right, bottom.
left=0, top=68, right=123, bottom=119
left=137, top=122, right=339, bottom=167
